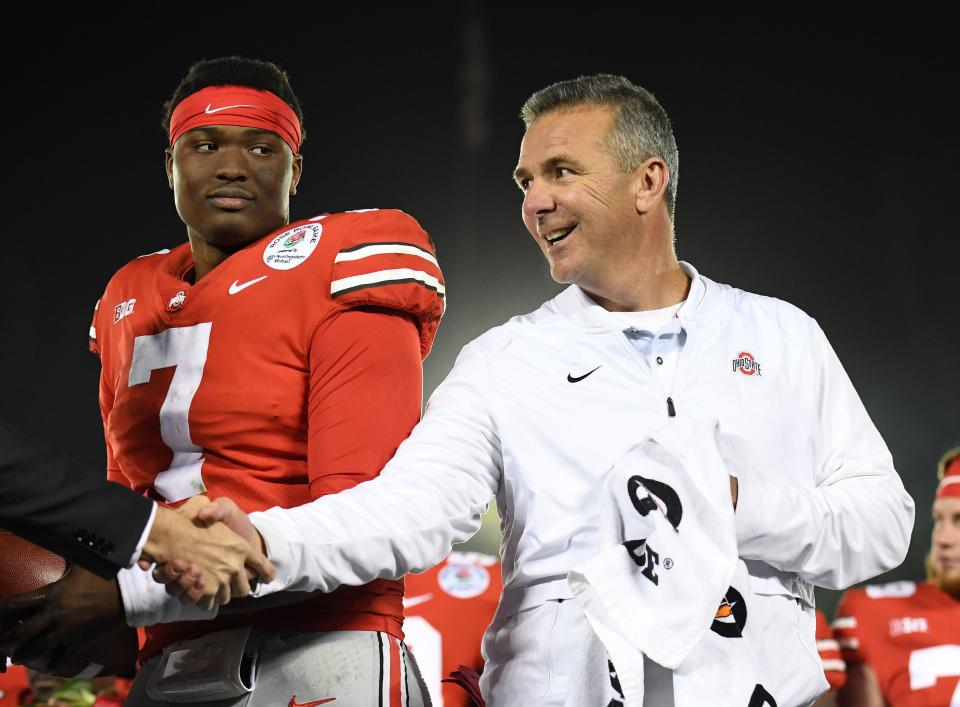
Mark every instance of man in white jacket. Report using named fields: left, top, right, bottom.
left=167, top=74, right=914, bottom=705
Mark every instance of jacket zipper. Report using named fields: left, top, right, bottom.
left=615, top=328, right=683, bottom=419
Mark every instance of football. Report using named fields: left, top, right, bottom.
left=0, top=530, right=138, bottom=677
left=0, top=530, right=66, bottom=598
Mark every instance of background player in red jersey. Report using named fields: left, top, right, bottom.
left=403, top=551, right=501, bottom=707
left=0, top=56, right=444, bottom=706
left=813, top=608, right=846, bottom=707
left=833, top=447, right=960, bottom=707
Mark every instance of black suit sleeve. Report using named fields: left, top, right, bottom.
left=0, top=419, right=153, bottom=579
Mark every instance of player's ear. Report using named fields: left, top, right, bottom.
left=290, top=154, right=303, bottom=197
left=164, top=148, right=175, bottom=191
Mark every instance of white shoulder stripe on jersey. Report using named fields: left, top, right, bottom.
left=335, top=243, right=439, bottom=268
left=817, top=639, right=840, bottom=652
left=820, top=659, right=846, bottom=672
left=136, top=248, right=171, bottom=259
left=838, top=637, right=859, bottom=650
left=89, top=326, right=97, bottom=339
left=831, top=616, right=857, bottom=629
left=330, top=268, right=446, bottom=298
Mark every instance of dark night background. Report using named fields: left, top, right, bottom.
left=2, top=10, right=956, bottom=619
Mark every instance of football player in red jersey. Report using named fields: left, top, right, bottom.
left=0, top=661, right=29, bottom=706
left=813, top=609, right=846, bottom=706
left=403, top=552, right=502, bottom=707
left=0, top=56, right=443, bottom=706
left=834, top=447, right=960, bottom=707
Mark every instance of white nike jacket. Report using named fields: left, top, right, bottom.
left=250, top=262, right=914, bottom=615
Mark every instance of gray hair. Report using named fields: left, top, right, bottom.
left=521, top=74, right=679, bottom=220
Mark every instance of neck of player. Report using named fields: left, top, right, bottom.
left=186, top=232, right=259, bottom=283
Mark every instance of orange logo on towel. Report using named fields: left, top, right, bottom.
left=715, top=599, right=735, bottom=619
left=711, top=587, right=748, bottom=638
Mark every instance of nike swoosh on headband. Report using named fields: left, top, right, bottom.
left=205, top=103, right=258, bottom=114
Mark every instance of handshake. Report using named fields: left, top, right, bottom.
left=142, top=496, right=273, bottom=609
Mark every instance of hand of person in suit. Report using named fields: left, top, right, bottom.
left=0, top=496, right=278, bottom=667
left=0, top=563, right=122, bottom=672
left=153, top=496, right=269, bottom=606
left=137, top=495, right=276, bottom=608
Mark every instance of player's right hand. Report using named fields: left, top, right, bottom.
left=148, top=496, right=274, bottom=608
left=140, top=497, right=275, bottom=609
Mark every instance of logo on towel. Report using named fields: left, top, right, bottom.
left=732, top=351, right=762, bottom=376
left=627, top=475, right=683, bottom=531
left=711, top=586, right=748, bottom=638
left=747, top=683, right=778, bottom=707
left=623, top=476, right=683, bottom=587
left=608, top=660, right=625, bottom=703
left=623, top=539, right=660, bottom=585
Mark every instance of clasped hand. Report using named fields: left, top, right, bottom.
left=150, top=496, right=268, bottom=607
left=0, top=495, right=274, bottom=671
left=139, top=495, right=275, bottom=610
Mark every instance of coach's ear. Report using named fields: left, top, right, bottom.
left=633, top=156, right=669, bottom=215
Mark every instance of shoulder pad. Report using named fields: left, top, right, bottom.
left=329, top=209, right=445, bottom=358
left=88, top=298, right=101, bottom=354
left=865, top=580, right=917, bottom=599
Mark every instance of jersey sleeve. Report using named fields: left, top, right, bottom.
left=89, top=298, right=102, bottom=355
left=816, top=609, right=847, bottom=690
left=248, top=337, right=501, bottom=596
left=305, top=307, right=423, bottom=499
left=88, top=293, right=126, bottom=487
left=833, top=589, right=868, bottom=665
left=328, top=210, right=445, bottom=358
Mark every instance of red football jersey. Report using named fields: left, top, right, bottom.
left=403, top=552, right=501, bottom=707
left=834, top=581, right=960, bottom=706
left=0, top=662, right=30, bottom=706
left=90, top=209, right=445, bottom=659
left=816, top=608, right=846, bottom=691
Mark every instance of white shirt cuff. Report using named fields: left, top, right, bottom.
left=247, top=511, right=297, bottom=597
left=117, top=564, right=219, bottom=627
left=127, top=501, right=158, bottom=568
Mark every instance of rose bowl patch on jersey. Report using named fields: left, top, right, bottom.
left=263, top=223, right=322, bottom=270
left=438, top=563, right=490, bottom=599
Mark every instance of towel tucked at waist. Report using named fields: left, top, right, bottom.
left=565, top=419, right=821, bottom=706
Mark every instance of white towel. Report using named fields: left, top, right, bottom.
left=565, top=419, right=791, bottom=706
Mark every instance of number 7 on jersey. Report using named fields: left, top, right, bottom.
left=128, top=323, right=212, bottom=503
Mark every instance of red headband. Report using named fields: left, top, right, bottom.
left=169, top=85, right=302, bottom=155
left=937, top=457, right=960, bottom=500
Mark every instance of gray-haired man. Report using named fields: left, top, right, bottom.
left=168, top=75, right=913, bottom=706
